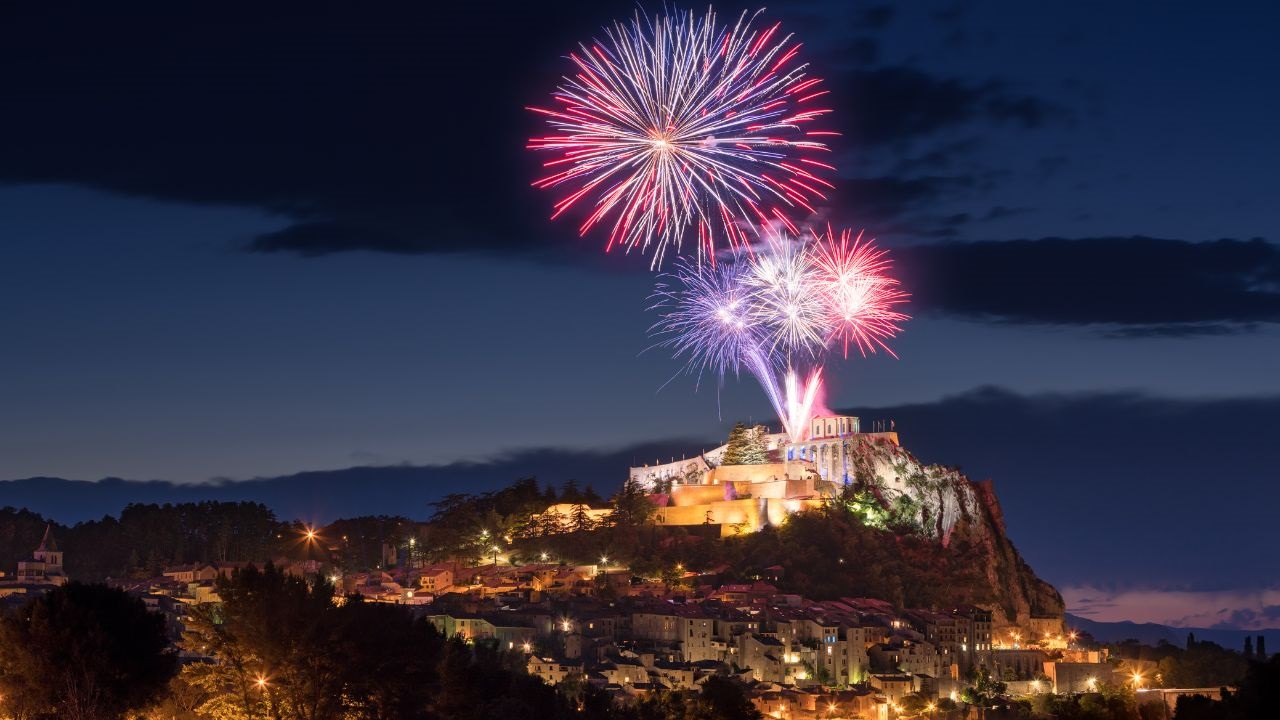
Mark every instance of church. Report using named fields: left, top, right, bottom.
left=4, top=524, right=68, bottom=589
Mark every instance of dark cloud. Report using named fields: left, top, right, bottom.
left=836, top=387, right=1280, bottom=589
left=858, top=5, right=895, bottom=30
left=1212, top=605, right=1280, bottom=630
left=841, top=67, right=1057, bottom=146
left=840, top=175, right=976, bottom=222
left=979, top=205, right=1033, bottom=222
left=0, top=2, right=1066, bottom=259
left=899, top=236, right=1280, bottom=333
left=0, top=1, right=606, bottom=258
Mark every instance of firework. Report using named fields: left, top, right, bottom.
left=650, top=229, right=909, bottom=443
left=810, top=226, right=910, bottom=358
left=741, top=233, right=827, bottom=357
left=649, top=258, right=771, bottom=381
left=528, top=8, right=835, bottom=266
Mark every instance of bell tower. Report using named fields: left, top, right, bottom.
left=33, top=524, right=62, bottom=571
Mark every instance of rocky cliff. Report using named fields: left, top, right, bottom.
left=836, top=434, right=1065, bottom=627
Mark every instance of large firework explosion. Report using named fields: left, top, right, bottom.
left=532, top=7, right=909, bottom=444
left=650, top=228, right=909, bottom=443
left=528, top=7, right=834, bottom=267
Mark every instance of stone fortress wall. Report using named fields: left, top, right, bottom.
left=646, top=415, right=890, bottom=536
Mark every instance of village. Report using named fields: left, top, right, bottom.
left=1, top=521, right=1118, bottom=720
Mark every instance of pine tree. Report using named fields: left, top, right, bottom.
left=1245, top=636, right=1254, bottom=658
left=1258, top=635, right=1267, bottom=659
left=721, top=422, right=750, bottom=465
left=741, top=424, right=770, bottom=464
left=570, top=504, right=595, bottom=533
left=1187, top=632, right=1196, bottom=650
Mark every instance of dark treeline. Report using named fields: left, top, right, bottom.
left=1, top=502, right=285, bottom=581
left=0, top=478, right=623, bottom=581
left=1109, top=635, right=1256, bottom=690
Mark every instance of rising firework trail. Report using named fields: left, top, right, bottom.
left=529, top=8, right=835, bottom=267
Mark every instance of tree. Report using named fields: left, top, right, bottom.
left=962, top=666, right=1008, bottom=708
left=692, top=676, right=762, bottom=720
left=721, top=423, right=750, bottom=465
left=0, top=583, right=176, bottom=720
left=1245, top=636, right=1254, bottom=658
left=1259, top=635, right=1267, bottom=660
left=741, top=425, right=770, bottom=464
left=721, top=423, right=769, bottom=466
left=183, top=563, right=345, bottom=720
left=609, top=478, right=656, bottom=528
left=571, top=504, right=597, bottom=533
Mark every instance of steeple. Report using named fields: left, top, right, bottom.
left=36, top=524, right=58, bottom=553
left=33, top=524, right=63, bottom=572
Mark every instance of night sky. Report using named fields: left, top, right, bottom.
left=2, top=2, right=1278, bottom=630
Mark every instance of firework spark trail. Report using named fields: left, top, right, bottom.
left=650, top=229, right=909, bottom=443
left=529, top=8, right=834, bottom=266
left=741, top=232, right=827, bottom=358
left=784, top=366, right=823, bottom=442
left=811, top=226, right=911, bottom=358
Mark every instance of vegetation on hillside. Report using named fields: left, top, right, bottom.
left=0, top=583, right=176, bottom=720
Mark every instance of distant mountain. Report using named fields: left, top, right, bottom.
left=1066, top=612, right=1276, bottom=650
left=0, top=437, right=711, bottom=525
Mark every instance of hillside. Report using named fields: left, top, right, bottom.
left=839, top=434, right=1065, bottom=625
left=1, top=434, right=1063, bottom=628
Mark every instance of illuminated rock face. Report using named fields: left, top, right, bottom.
left=835, top=434, right=1066, bottom=628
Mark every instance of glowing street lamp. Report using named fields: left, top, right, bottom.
left=1131, top=672, right=1144, bottom=689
